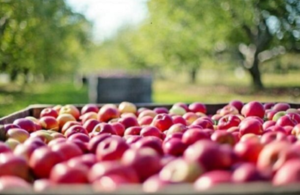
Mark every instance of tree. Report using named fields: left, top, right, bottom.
left=0, top=0, right=91, bottom=83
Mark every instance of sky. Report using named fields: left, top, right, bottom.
left=66, top=0, right=148, bottom=42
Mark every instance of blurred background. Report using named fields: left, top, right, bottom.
left=0, top=0, right=300, bottom=116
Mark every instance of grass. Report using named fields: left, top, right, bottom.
left=0, top=70, right=299, bottom=117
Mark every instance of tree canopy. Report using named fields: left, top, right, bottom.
left=0, top=0, right=91, bottom=82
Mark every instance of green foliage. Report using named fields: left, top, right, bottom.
left=0, top=0, right=92, bottom=82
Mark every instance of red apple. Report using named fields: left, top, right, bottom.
left=125, top=135, right=143, bottom=145
left=50, top=162, right=88, bottom=184
left=229, top=100, right=244, bottom=113
left=110, top=122, right=125, bottom=136
left=48, top=138, right=66, bottom=147
left=140, top=126, right=162, bottom=138
left=121, top=148, right=161, bottom=182
left=64, top=125, right=88, bottom=138
left=260, top=131, right=287, bottom=145
left=219, top=105, right=239, bottom=116
left=124, top=126, right=142, bottom=136
left=56, top=114, right=76, bottom=129
left=59, top=105, right=80, bottom=120
left=0, top=176, right=31, bottom=191
left=88, top=133, right=113, bottom=153
left=183, top=112, right=199, bottom=125
left=276, top=115, right=298, bottom=127
left=133, top=137, right=163, bottom=155
left=138, top=110, right=157, bottom=119
left=29, top=146, right=64, bottom=178
left=0, top=153, right=29, bottom=180
left=182, top=128, right=210, bottom=146
left=39, top=116, right=59, bottom=131
left=232, top=163, right=266, bottom=183
left=88, top=161, right=139, bottom=183
left=40, top=108, right=58, bottom=118
left=234, top=139, right=263, bottom=163
left=0, top=142, right=12, bottom=153
left=81, top=104, right=99, bottom=115
left=191, top=118, right=214, bottom=130
left=273, top=159, right=300, bottom=186
left=217, top=115, right=241, bottom=130
left=51, top=142, right=83, bottom=161
left=92, top=123, right=117, bottom=136
left=263, top=120, right=276, bottom=130
left=79, top=112, right=98, bottom=124
left=67, top=153, right=97, bottom=169
left=188, top=102, right=206, bottom=114
left=153, top=107, right=169, bottom=114
left=211, top=131, right=235, bottom=146
left=166, top=123, right=187, bottom=136
left=98, top=106, right=119, bottom=122
left=194, top=170, right=232, bottom=191
left=172, top=115, right=187, bottom=125
left=163, top=138, right=187, bottom=156
left=264, top=102, right=275, bottom=110
left=13, top=118, right=36, bottom=133
left=96, top=137, right=129, bottom=161
left=151, top=114, right=174, bottom=132
left=118, top=116, right=139, bottom=129
left=138, top=116, right=154, bottom=126
left=184, top=140, right=232, bottom=171
left=241, top=101, right=265, bottom=118
left=68, top=133, right=90, bottom=143
left=83, top=119, right=100, bottom=133
left=174, top=102, right=189, bottom=112
left=239, top=118, right=263, bottom=136
left=14, top=143, right=38, bottom=163
left=273, top=102, right=290, bottom=112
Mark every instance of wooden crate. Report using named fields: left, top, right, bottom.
left=1, top=103, right=300, bottom=195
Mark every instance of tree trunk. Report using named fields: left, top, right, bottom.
left=189, top=66, right=197, bottom=84
left=248, top=53, right=264, bottom=90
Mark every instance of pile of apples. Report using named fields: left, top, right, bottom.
left=1, top=101, right=300, bottom=192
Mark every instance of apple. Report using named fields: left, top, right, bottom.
left=50, top=162, right=88, bottom=184
left=194, top=170, right=232, bottom=190
left=153, top=107, right=169, bottom=114
left=232, top=163, right=266, bottom=183
left=125, top=135, right=143, bottom=145
left=159, top=158, right=203, bottom=183
left=3, top=124, right=20, bottom=134
left=30, top=130, right=54, bottom=144
left=188, top=102, right=206, bottom=114
left=292, top=124, right=300, bottom=136
left=64, top=125, right=88, bottom=138
left=273, top=159, right=300, bottom=186
left=229, top=100, right=244, bottom=113
left=241, top=101, right=265, bottom=118
left=29, top=146, right=64, bottom=178
left=264, top=102, right=275, bottom=110
left=191, top=118, right=214, bottom=129
left=13, top=118, right=36, bottom=133
left=163, top=138, right=187, bottom=157
left=92, top=123, right=117, bottom=136
left=118, top=101, right=137, bottom=114
left=52, top=105, right=62, bottom=113
left=23, top=137, right=46, bottom=148
left=234, top=139, right=263, bottom=163
left=183, top=112, right=199, bottom=125
left=0, top=142, right=12, bottom=153
left=262, top=120, right=276, bottom=130
left=33, top=179, right=55, bottom=192
left=217, top=115, right=241, bottom=130
left=276, top=115, right=298, bottom=127
left=88, top=134, right=114, bottom=153
left=257, top=141, right=293, bottom=174
left=56, top=114, right=76, bottom=129
left=5, top=138, right=20, bottom=151
left=272, top=111, right=286, bottom=121
left=124, top=126, right=142, bottom=136
left=133, top=137, right=164, bottom=155
left=61, top=121, right=81, bottom=135
left=98, top=106, right=119, bottom=122
left=50, top=132, right=65, bottom=140
left=0, top=153, right=29, bottom=180
left=264, top=125, right=286, bottom=134
left=47, top=138, right=66, bottom=147
left=14, top=143, right=38, bottom=163
left=39, top=116, right=59, bottom=131
left=59, top=105, right=80, bottom=120
left=260, top=131, right=287, bottom=145
left=169, top=106, right=186, bottom=116
left=0, top=176, right=31, bottom=191
left=138, top=110, right=157, bottom=119
left=96, top=137, right=129, bottom=161
left=174, top=102, right=189, bottom=112
left=184, top=140, right=232, bottom=171
left=110, top=122, right=125, bottom=136
left=151, top=114, right=174, bottom=132
left=172, top=115, right=187, bottom=126
left=118, top=116, right=139, bottom=129
left=81, top=104, right=99, bottom=115
left=138, top=116, right=154, bottom=126
left=121, top=148, right=161, bottom=182
left=83, top=119, right=100, bottom=133
left=40, top=108, right=58, bottom=118
left=67, top=153, right=97, bottom=169
left=79, top=112, right=98, bottom=124
left=68, top=133, right=90, bottom=143
left=88, top=161, right=139, bottom=183
left=219, top=105, right=239, bottom=116
left=166, top=124, right=187, bottom=136
left=92, top=174, right=130, bottom=192
left=140, top=126, right=162, bottom=138
left=182, top=128, right=210, bottom=146
left=164, top=132, right=183, bottom=143
left=211, top=131, right=235, bottom=146
left=239, top=118, right=263, bottom=136
left=273, top=102, right=290, bottom=112
left=6, top=128, right=29, bottom=143
left=51, top=142, right=83, bottom=161
left=286, top=112, right=300, bottom=123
